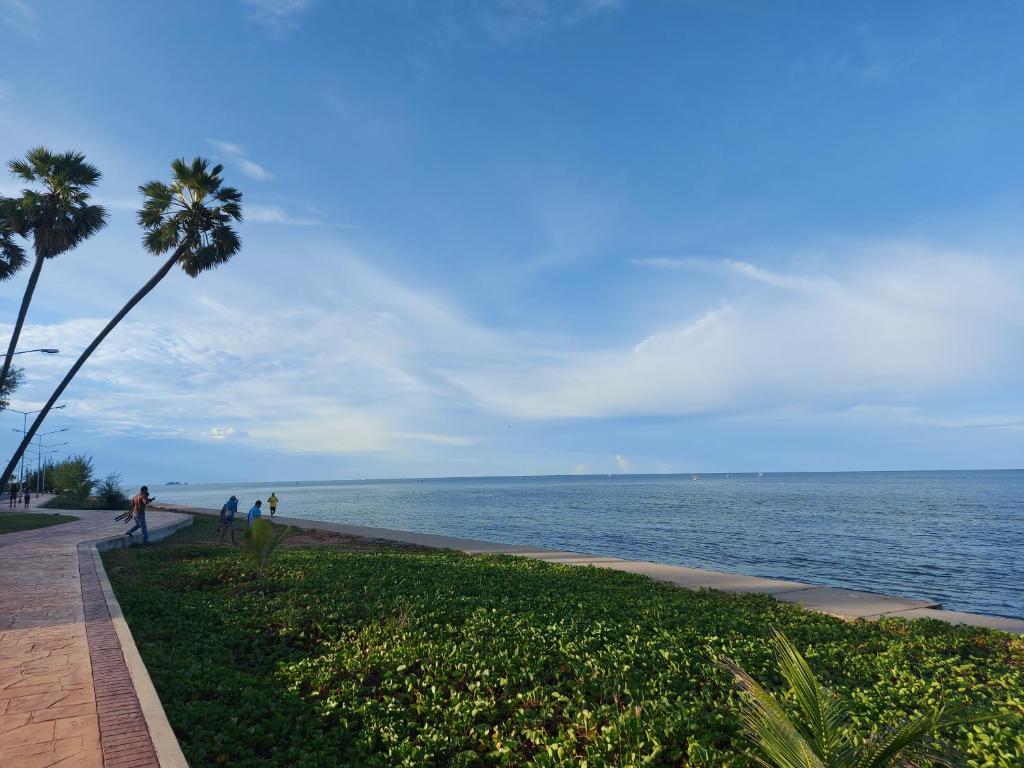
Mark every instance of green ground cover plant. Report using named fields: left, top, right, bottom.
left=103, top=518, right=1023, bottom=768
left=0, top=511, right=78, bottom=533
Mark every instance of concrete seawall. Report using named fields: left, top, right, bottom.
left=153, top=502, right=1024, bottom=635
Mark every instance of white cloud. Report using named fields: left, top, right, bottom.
left=1, top=0, right=37, bottom=37
left=453, top=247, right=1024, bottom=419
left=6, top=241, right=1024, bottom=462
left=0, top=79, right=13, bottom=100
left=246, top=204, right=341, bottom=227
left=206, top=138, right=274, bottom=181
left=236, top=158, right=273, bottom=181
left=241, top=0, right=314, bottom=35
left=614, top=454, right=630, bottom=472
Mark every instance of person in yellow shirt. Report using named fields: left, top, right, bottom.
left=267, top=492, right=278, bottom=517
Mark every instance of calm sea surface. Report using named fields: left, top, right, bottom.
left=155, top=471, right=1024, bottom=619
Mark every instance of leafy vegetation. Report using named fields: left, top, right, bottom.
left=42, top=454, right=96, bottom=505
left=32, top=459, right=130, bottom=510
left=720, top=629, right=991, bottom=768
left=0, top=511, right=78, bottom=533
left=244, top=517, right=293, bottom=577
left=0, top=364, right=23, bottom=412
left=96, top=471, right=129, bottom=510
left=103, top=517, right=1023, bottom=768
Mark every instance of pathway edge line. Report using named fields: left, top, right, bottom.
left=90, top=517, right=192, bottom=768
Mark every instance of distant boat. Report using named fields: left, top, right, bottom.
left=758, top=472, right=764, bottom=477
left=691, top=474, right=699, bottom=480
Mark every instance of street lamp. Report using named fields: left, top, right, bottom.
left=6, top=404, right=66, bottom=494
left=12, top=349, right=59, bottom=355
left=35, top=440, right=68, bottom=494
left=34, top=428, right=69, bottom=493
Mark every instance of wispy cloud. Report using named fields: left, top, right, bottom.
left=240, top=0, right=314, bottom=36
left=245, top=204, right=345, bottom=228
left=455, top=247, right=1024, bottom=419
left=475, top=0, right=625, bottom=42
left=0, top=79, right=13, bottom=100
left=7, top=241, right=1023, bottom=461
left=0, top=0, right=37, bottom=37
left=206, top=139, right=274, bottom=181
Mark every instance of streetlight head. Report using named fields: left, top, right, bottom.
left=52, top=405, right=66, bottom=410
left=41, top=349, right=59, bottom=354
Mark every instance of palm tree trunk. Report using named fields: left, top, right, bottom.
left=0, top=253, right=44, bottom=393
left=1, top=251, right=181, bottom=489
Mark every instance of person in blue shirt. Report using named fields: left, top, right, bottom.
left=247, top=499, right=263, bottom=528
left=218, top=495, right=240, bottom=544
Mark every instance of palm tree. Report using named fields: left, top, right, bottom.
left=1, top=157, right=242, bottom=489
left=0, top=197, right=28, bottom=281
left=0, top=148, right=107, bottom=395
left=719, top=629, right=985, bottom=768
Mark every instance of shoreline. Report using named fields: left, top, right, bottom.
left=152, top=502, right=1024, bottom=635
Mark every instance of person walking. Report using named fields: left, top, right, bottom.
left=126, top=486, right=153, bottom=544
left=247, top=499, right=263, bottom=528
left=23, top=489, right=30, bottom=508
left=218, top=495, right=240, bottom=544
left=8, top=486, right=14, bottom=508
left=267, top=492, right=278, bottom=517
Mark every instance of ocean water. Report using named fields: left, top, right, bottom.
left=155, top=470, right=1024, bottom=619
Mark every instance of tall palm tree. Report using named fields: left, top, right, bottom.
left=0, top=148, right=107, bottom=394
left=1, top=157, right=243, bottom=489
left=719, top=629, right=986, bottom=768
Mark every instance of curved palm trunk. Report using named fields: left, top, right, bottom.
left=0, top=254, right=44, bottom=393
left=1, top=251, right=180, bottom=488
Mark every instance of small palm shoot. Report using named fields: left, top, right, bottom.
left=244, top=518, right=292, bottom=578
left=718, top=629, right=984, bottom=768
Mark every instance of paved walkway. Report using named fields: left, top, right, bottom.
left=0, top=503, right=188, bottom=767
left=160, top=503, right=1024, bottom=634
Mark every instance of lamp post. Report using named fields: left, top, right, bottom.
left=11, top=349, right=59, bottom=356
left=35, top=440, right=68, bottom=493
left=34, top=428, right=69, bottom=493
left=6, top=404, right=66, bottom=494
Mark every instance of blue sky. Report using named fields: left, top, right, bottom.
left=2, top=0, right=1024, bottom=483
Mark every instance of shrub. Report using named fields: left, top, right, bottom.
left=48, top=454, right=95, bottom=504
left=96, top=472, right=129, bottom=510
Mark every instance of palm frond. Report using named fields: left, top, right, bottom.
left=0, top=198, right=28, bottom=280
left=719, top=655, right=825, bottom=768
left=6, top=146, right=107, bottom=259
left=771, top=630, right=851, bottom=764
left=720, top=630, right=992, bottom=768
left=138, top=156, right=243, bottom=276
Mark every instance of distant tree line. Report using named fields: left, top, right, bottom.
left=21, top=453, right=129, bottom=510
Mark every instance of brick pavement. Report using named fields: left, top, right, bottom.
left=0, top=503, right=187, bottom=767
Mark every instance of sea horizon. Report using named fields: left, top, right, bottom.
left=156, top=469, right=1024, bottom=621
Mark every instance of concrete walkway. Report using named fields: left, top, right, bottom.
left=159, top=503, right=1024, bottom=634
left=0, top=502, right=190, bottom=768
